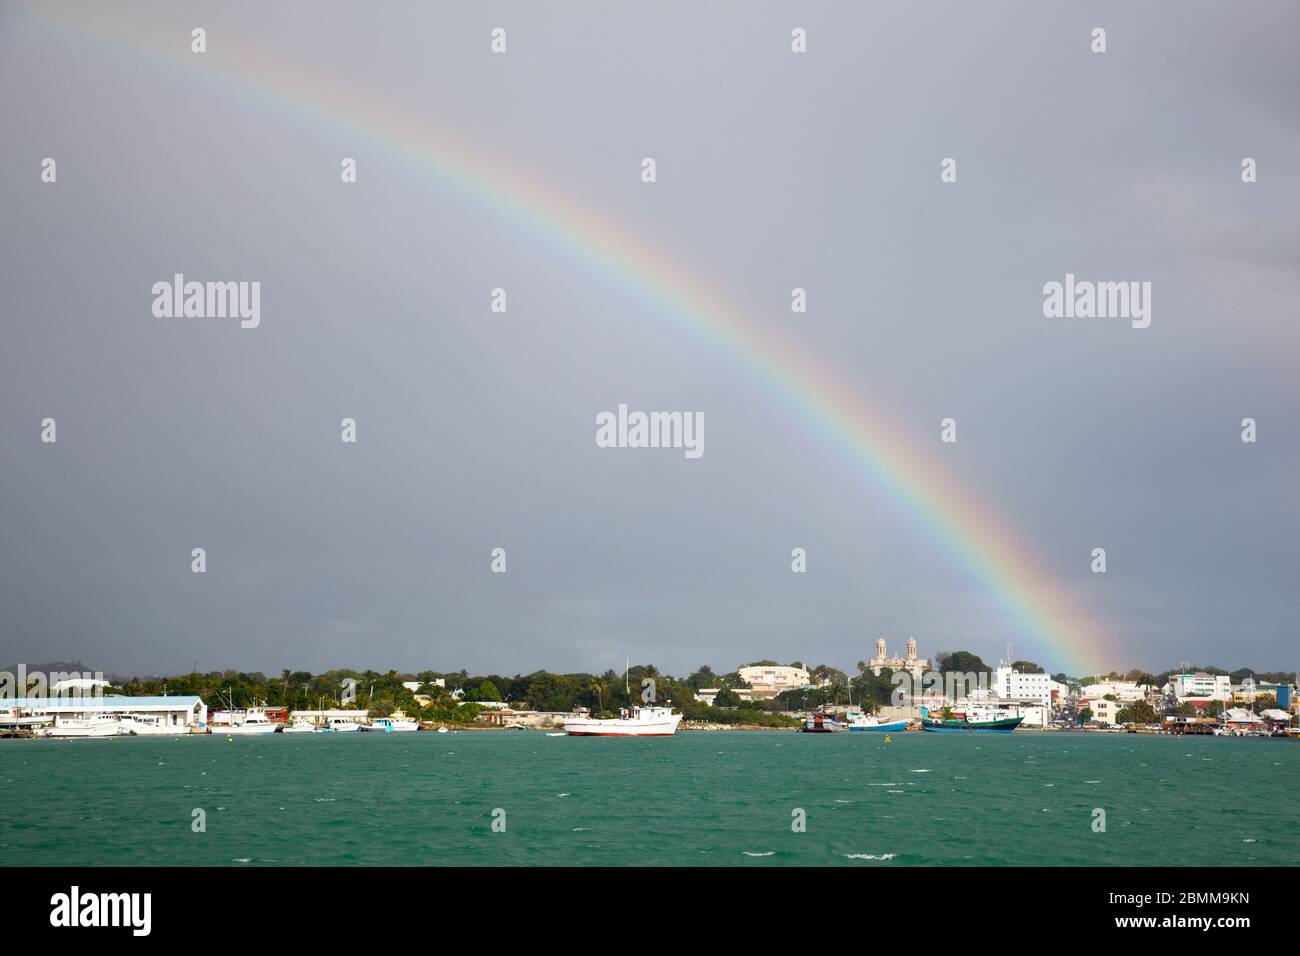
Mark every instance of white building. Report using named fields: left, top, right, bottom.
left=867, top=636, right=929, bottom=682
left=402, top=679, right=445, bottom=692
left=694, top=688, right=721, bottom=706
left=1166, top=673, right=1232, bottom=703
left=993, top=665, right=1057, bottom=726
left=736, top=665, right=811, bottom=700
left=10, top=695, right=207, bottom=729
left=288, top=708, right=368, bottom=725
left=1080, top=680, right=1145, bottom=702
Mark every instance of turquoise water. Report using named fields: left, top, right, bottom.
left=2, top=731, right=1296, bottom=866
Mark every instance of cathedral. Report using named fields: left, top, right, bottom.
left=867, top=636, right=929, bottom=681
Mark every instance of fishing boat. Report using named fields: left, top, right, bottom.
left=0, top=708, right=52, bottom=732
left=800, top=712, right=844, bottom=733
left=282, top=718, right=317, bottom=733
left=116, top=714, right=188, bottom=736
left=318, top=716, right=360, bottom=733
left=223, top=710, right=279, bottom=735
left=360, top=711, right=420, bottom=733
left=920, top=705, right=1023, bottom=733
left=845, top=711, right=908, bottom=733
left=563, top=705, right=681, bottom=737
left=46, top=714, right=120, bottom=738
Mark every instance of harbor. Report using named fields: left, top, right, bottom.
left=1, top=729, right=1295, bottom=868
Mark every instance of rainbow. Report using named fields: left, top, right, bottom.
left=25, top=8, right=1114, bottom=673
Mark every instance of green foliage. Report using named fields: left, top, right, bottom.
left=1116, top=700, right=1157, bottom=724
left=933, top=651, right=993, bottom=676
left=1011, top=660, right=1044, bottom=674
left=712, top=687, right=741, bottom=708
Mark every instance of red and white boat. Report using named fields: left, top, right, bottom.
left=563, top=705, right=682, bottom=737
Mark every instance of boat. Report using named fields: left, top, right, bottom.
left=116, top=714, right=188, bottom=736
left=0, top=708, right=52, bottom=732
left=318, top=716, right=360, bottom=733
left=282, top=718, right=317, bottom=734
left=920, top=705, right=1023, bottom=733
left=845, top=711, right=908, bottom=733
left=46, top=714, right=120, bottom=738
left=563, top=705, right=682, bottom=737
left=360, top=711, right=420, bottom=733
left=800, top=712, right=844, bottom=733
left=222, top=710, right=279, bottom=735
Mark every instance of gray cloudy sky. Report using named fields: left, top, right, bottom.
left=2, top=1, right=1297, bottom=679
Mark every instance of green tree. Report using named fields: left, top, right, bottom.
left=713, top=687, right=741, bottom=708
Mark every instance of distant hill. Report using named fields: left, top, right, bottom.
left=0, top=661, right=144, bottom=690
left=1, top=660, right=101, bottom=677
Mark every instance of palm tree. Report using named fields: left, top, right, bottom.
left=588, top=678, right=606, bottom=714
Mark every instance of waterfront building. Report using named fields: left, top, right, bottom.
left=867, top=636, right=929, bottom=682
left=736, top=665, right=811, bottom=700
left=1166, top=673, right=1232, bottom=703
left=694, top=687, right=720, bottom=706
left=1231, top=682, right=1290, bottom=705
left=1223, top=707, right=1264, bottom=730
left=992, top=664, right=1062, bottom=726
left=9, top=695, right=207, bottom=729
left=288, top=708, right=368, bottom=726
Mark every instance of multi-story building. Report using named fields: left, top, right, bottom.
left=1166, top=673, right=1232, bottom=703
left=993, top=665, right=1057, bottom=727
left=1232, top=682, right=1290, bottom=705
left=1085, top=698, right=1120, bottom=725
left=736, top=665, right=811, bottom=700
left=867, top=636, right=928, bottom=682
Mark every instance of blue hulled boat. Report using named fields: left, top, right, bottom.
left=845, top=711, right=908, bottom=732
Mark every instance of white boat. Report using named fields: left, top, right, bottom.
left=0, top=708, right=52, bottom=731
left=117, top=714, right=188, bottom=736
left=360, top=712, right=420, bottom=733
left=46, top=714, right=120, bottom=738
left=563, top=705, right=681, bottom=737
left=319, top=716, right=360, bottom=733
left=282, top=719, right=317, bottom=734
left=223, top=711, right=279, bottom=735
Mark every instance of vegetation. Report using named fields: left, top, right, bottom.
left=1116, top=700, right=1158, bottom=724
left=110, top=663, right=806, bottom=727
left=932, top=650, right=994, bottom=676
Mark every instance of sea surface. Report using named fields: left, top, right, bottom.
left=2, top=730, right=1296, bottom=866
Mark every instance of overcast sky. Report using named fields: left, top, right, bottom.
left=2, top=1, right=1297, bottom=679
